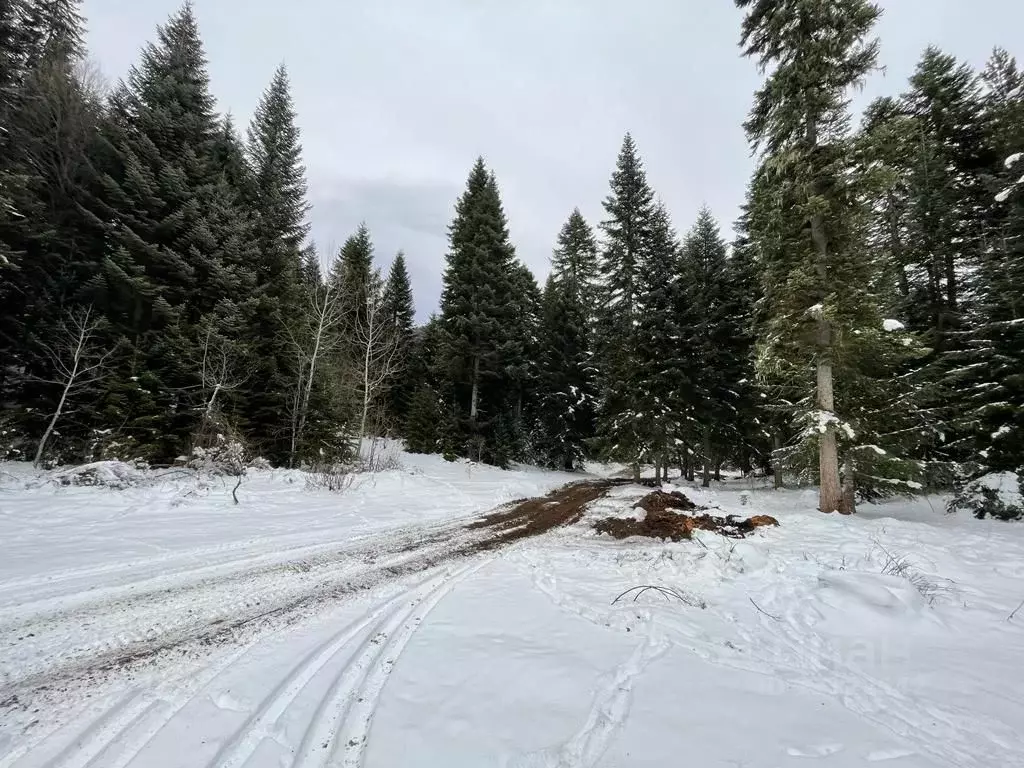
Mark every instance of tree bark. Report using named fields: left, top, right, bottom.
left=34, top=378, right=72, bottom=468
left=772, top=432, right=783, bottom=490
left=632, top=462, right=641, bottom=484
left=817, top=354, right=842, bottom=513
left=806, top=111, right=843, bottom=515
left=840, top=458, right=856, bottom=515
left=469, top=355, right=480, bottom=420
left=701, top=426, right=712, bottom=488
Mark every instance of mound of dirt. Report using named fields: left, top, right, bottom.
left=634, top=490, right=702, bottom=513
left=595, top=491, right=779, bottom=542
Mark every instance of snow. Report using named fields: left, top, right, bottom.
left=2, top=460, right=1024, bottom=767
left=882, top=318, right=905, bottom=332
left=1005, top=152, right=1022, bottom=169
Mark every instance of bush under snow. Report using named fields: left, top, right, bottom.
left=948, top=472, right=1024, bottom=521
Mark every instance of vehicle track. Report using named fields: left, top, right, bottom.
left=2, top=480, right=621, bottom=768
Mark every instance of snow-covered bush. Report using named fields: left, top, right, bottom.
left=948, top=472, right=1024, bottom=521
left=305, top=463, right=355, bottom=492
left=49, top=460, right=149, bottom=490
left=186, top=436, right=247, bottom=477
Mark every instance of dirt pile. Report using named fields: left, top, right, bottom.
left=468, top=479, right=627, bottom=550
left=595, top=490, right=779, bottom=542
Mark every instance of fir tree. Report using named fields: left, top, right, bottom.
left=682, top=207, right=745, bottom=485
left=551, top=208, right=599, bottom=319
left=632, top=202, right=693, bottom=479
left=380, top=251, right=415, bottom=431
left=247, top=63, right=309, bottom=297
left=438, top=158, right=520, bottom=465
left=404, top=385, right=441, bottom=454
left=737, top=0, right=883, bottom=513
left=90, top=3, right=258, bottom=459
left=595, top=134, right=657, bottom=478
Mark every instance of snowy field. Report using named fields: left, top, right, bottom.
left=1, top=454, right=1023, bottom=767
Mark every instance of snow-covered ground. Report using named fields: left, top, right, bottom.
left=1, top=455, right=1023, bottom=767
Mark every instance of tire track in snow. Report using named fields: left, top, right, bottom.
left=296, top=560, right=486, bottom=768
left=206, top=570, right=445, bottom=768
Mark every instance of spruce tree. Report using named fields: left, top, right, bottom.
left=595, top=134, right=657, bottom=478
left=438, top=158, right=519, bottom=465
left=682, top=207, right=745, bottom=485
left=632, top=202, right=694, bottom=479
left=736, top=0, right=883, bottom=513
left=242, top=64, right=312, bottom=460
left=91, top=3, right=258, bottom=460
left=551, top=208, right=599, bottom=320
left=380, top=251, right=415, bottom=431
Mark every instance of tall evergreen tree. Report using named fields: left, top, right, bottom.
left=536, top=274, right=596, bottom=470
left=90, top=3, right=258, bottom=459
left=595, top=134, right=657, bottom=478
left=682, top=207, right=747, bottom=485
left=551, top=208, right=599, bottom=319
left=631, top=201, right=693, bottom=479
left=736, top=0, right=883, bottom=513
left=380, top=251, right=415, bottom=430
left=438, top=158, right=520, bottom=465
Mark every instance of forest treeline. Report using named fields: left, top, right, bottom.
left=1, top=1, right=1021, bottom=515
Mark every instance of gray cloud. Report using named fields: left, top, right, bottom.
left=84, top=0, right=1024, bottom=322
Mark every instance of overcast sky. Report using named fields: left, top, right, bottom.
left=83, top=0, right=1022, bottom=322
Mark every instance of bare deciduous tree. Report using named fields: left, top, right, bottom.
left=284, top=278, right=345, bottom=465
left=195, top=325, right=251, bottom=437
left=32, top=306, right=116, bottom=467
left=353, top=271, right=405, bottom=444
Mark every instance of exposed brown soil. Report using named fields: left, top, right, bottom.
left=467, top=479, right=629, bottom=550
left=595, top=490, right=779, bottom=542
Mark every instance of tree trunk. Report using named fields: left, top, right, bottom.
left=772, top=432, right=783, bottom=490
left=34, top=379, right=72, bottom=468
left=469, top=355, right=480, bottom=420
left=817, top=355, right=842, bottom=513
left=806, top=113, right=843, bottom=515
left=701, top=426, right=712, bottom=488
left=714, top=461, right=722, bottom=482
left=632, top=462, right=641, bottom=484
left=840, top=458, right=857, bottom=515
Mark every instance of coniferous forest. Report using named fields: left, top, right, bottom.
left=2, top=1, right=1022, bottom=517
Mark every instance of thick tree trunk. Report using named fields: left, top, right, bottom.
left=806, top=114, right=843, bottom=514
left=817, top=354, right=842, bottom=513
left=840, top=458, right=857, bottom=515
left=632, top=462, right=641, bottom=484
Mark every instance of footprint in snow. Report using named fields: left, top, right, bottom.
left=210, top=690, right=249, bottom=712
left=786, top=743, right=845, bottom=758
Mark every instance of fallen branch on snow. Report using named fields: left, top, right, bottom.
left=612, top=585, right=706, bottom=609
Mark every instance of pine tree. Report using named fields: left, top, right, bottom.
left=971, top=48, right=1024, bottom=472
left=438, top=158, right=520, bottom=465
left=736, top=0, right=883, bottom=513
left=551, top=208, right=599, bottom=320
left=631, top=202, right=693, bottom=479
left=404, top=385, right=441, bottom=454
left=595, top=134, right=657, bottom=478
left=241, top=64, right=312, bottom=461
left=380, top=251, right=415, bottom=431
left=331, top=222, right=374, bottom=331
left=90, top=3, right=258, bottom=460
left=247, top=64, right=309, bottom=297
left=682, top=207, right=746, bottom=485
